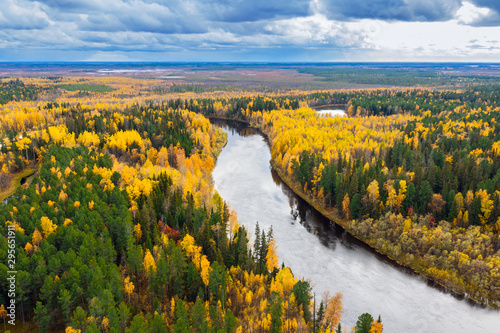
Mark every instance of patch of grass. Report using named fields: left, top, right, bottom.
left=54, top=83, right=114, bottom=92
left=0, top=168, right=35, bottom=202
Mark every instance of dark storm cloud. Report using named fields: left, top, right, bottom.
left=35, top=0, right=208, bottom=34
left=34, top=0, right=311, bottom=30
left=318, top=0, right=462, bottom=22
left=199, top=0, right=311, bottom=22
left=472, top=0, right=500, bottom=12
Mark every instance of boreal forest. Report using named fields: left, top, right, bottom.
left=1, top=66, right=500, bottom=332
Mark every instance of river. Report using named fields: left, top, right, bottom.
left=211, top=119, right=500, bottom=333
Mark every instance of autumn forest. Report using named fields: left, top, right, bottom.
left=1, top=63, right=500, bottom=332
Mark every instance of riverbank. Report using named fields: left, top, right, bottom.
left=269, top=159, right=500, bottom=307
left=0, top=168, right=36, bottom=203
left=209, top=115, right=499, bottom=309
left=271, top=152, right=500, bottom=309
left=210, top=116, right=500, bottom=331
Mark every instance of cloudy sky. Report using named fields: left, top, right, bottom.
left=0, top=0, right=500, bottom=61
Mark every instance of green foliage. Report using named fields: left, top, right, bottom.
left=54, top=83, right=114, bottom=93
left=269, top=292, right=283, bottom=333
left=355, top=313, right=374, bottom=333
left=298, top=67, right=500, bottom=87
left=126, top=314, right=148, bottom=333
left=292, top=280, right=312, bottom=323
left=0, top=79, right=40, bottom=104
left=33, top=301, right=50, bottom=333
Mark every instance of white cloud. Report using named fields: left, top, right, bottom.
left=264, top=14, right=343, bottom=44
left=85, top=51, right=136, bottom=61
left=455, top=1, right=491, bottom=24
left=358, top=19, right=500, bottom=60
left=0, top=0, right=52, bottom=29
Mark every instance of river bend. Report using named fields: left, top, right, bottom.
left=211, top=119, right=500, bottom=332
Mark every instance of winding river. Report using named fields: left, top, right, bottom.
left=211, top=119, right=500, bottom=333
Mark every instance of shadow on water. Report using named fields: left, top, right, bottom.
left=209, top=117, right=259, bottom=137
left=212, top=117, right=492, bottom=311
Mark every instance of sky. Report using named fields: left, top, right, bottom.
left=0, top=0, right=500, bottom=62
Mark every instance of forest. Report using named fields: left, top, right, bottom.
left=250, top=89, right=500, bottom=304
left=0, top=75, right=387, bottom=333
left=156, top=81, right=500, bottom=305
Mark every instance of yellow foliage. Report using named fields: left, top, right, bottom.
left=367, top=180, right=380, bottom=207
left=270, top=267, right=297, bottom=297
left=64, top=166, right=72, bottom=178
left=322, top=292, right=343, bottom=330
left=77, top=131, right=100, bottom=147
left=200, top=255, right=211, bottom=286
left=40, top=216, right=57, bottom=238
left=342, top=193, right=351, bottom=219
left=65, top=327, right=82, bottom=333
left=105, top=130, right=143, bottom=151
left=48, top=125, right=75, bottom=146
left=266, top=239, right=279, bottom=272
left=134, top=223, right=142, bottom=243
left=15, top=136, right=31, bottom=151
left=370, top=320, right=383, bottom=333
left=24, top=242, right=33, bottom=255
left=143, top=249, right=157, bottom=273
left=102, top=317, right=110, bottom=332
left=58, top=190, right=68, bottom=202
left=32, top=228, right=43, bottom=246
left=124, top=276, right=135, bottom=300
left=6, top=221, right=24, bottom=234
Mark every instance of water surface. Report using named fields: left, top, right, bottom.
left=316, top=109, right=346, bottom=117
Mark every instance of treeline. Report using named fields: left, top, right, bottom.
left=174, top=95, right=300, bottom=118
left=347, top=87, right=500, bottom=117
left=297, top=67, right=500, bottom=87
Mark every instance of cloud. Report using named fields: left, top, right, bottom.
left=315, top=0, right=462, bottom=22
left=200, top=0, right=310, bottom=22
left=49, top=0, right=207, bottom=34
left=85, top=51, right=136, bottom=61
left=34, top=0, right=311, bottom=36
left=459, top=1, right=500, bottom=26
left=264, top=14, right=343, bottom=45
left=456, top=1, right=492, bottom=24
left=472, top=0, right=500, bottom=13
left=0, top=0, right=500, bottom=61
left=357, top=19, right=500, bottom=61
left=0, top=0, right=52, bottom=29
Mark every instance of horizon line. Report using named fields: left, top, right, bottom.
left=0, top=60, right=500, bottom=64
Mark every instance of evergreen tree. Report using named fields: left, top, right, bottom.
left=350, top=193, right=361, bottom=219
left=292, top=280, right=312, bottom=323
left=355, top=313, right=374, bottom=333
